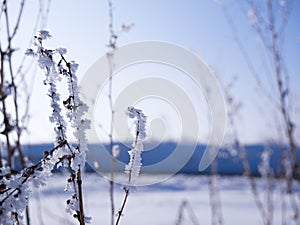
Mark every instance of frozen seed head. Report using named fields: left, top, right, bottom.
left=127, top=106, right=147, bottom=140
left=36, top=30, right=52, bottom=40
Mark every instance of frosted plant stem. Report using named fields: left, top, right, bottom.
left=175, top=200, right=200, bottom=225
left=108, top=50, right=115, bottom=225
left=115, top=121, right=140, bottom=225
left=106, top=1, right=117, bottom=223
left=0, top=3, right=31, bottom=220
left=23, top=31, right=90, bottom=224
left=59, top=53, right=88, bottom=225
left=223, top=81, right=269, bottom=225
left=115, top=107, right=146, bottom=225
left=208, top=160, right=223, bottom=225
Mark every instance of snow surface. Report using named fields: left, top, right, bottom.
left=28, top=173, right=298, bottom=225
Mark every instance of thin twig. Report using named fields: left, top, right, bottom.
left=107, top=1, right=117, bottom=224
left=115, top=188, right=129, bottom=225
left=175, top=200, right=200, bottom=225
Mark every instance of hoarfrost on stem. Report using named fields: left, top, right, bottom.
left=125, top=106, right=147, bottom=181
left=0, top=30, right=91, bottom=224
left=56, top=47, right=67, bottom=55
left=36, top=30, right=52, bottom=40
left=1, top=29, right=92, bottom=224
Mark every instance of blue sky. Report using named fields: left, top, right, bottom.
left=6, top=0, right=300, bottom=144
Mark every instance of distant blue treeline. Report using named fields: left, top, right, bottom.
left=10, top=143, right=300, bottom=176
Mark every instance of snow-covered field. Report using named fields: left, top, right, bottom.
left=29, top=173, right=299, bottom=225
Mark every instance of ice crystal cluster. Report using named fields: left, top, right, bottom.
left=0, top=166, right=30, bottom=224
left=0, top=30, right=90, bottom=224
left=125, top=106, right=147, bottom=180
